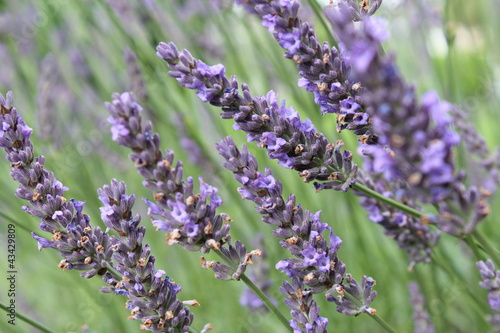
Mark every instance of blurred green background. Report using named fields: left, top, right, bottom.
left=0, top=0, right=499, bottom=332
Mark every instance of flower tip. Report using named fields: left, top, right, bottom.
left=200, top=323, right=213, bottom=333
left=183, top=299, right=201, bottom=307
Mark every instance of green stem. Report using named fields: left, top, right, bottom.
left=213, top=250, right=292, bottom=332
left=106, top=263, right=124, bottom=281
left=463, top=235, right=485, bottom=262
left=431, top=247, right=488, bottom=313
left=351, top=183, right=425, bottom=219
left=471, top=229, right=500, bottom=268
left=0, top=301, right=55, bottom=333
left=353, top=181, right=500, bottom=268
left=341, top=292, right=397, bottom=333
left=306, top=0, right=337, bottom=45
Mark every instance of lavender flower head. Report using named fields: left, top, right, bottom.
left=477, top=259, right=500, bottom=331
left=106, top=92, right=231, bottom=253
left=98, top=179, right=194, bottom=331
left=157, top=41, right=358, bottom=192
left=106, top=92, right=262, bottom=283
left=236, top=0, right=382, bottom=143
left=1, top=91, right=113, bottom=279
left=216, top=136, right=377, bottom=318
left=327, top=6, right=459, bottom=193
left=477, top=260, right=500, bottom=313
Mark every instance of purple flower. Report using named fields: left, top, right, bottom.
left=97, top=179, right=194, bottom=331
left=301, top=245, right=330, bottom=273
left=109, top=120, right=130, bottom=141
left=170, top=193, right=191, bottom=223
left=277, top=29, right=302, bottom=55
left=326, top=274, right=377, bottom=316
left=281, top=278, right=329, bottom=333
left=106, top=92, right=263, bottom=289
left=106, top=92, right=232, bottom=253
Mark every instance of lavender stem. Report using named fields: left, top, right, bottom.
left=353, top=183, right=500, bottom=267
left=471, top=230, right=500, bottom=268
left=213, top=250, right=292, bottom=332
left=351, top=183, right=426, bottom=219
left=305, top=0, right=336, bottom=43
left=0, top=301, right=54, bottom=333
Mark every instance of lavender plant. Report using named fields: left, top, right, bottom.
left=0, top=92, right=195, bottom=332
left=235, top=0, right=379, bottom=142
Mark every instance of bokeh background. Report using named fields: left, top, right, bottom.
left=0, top=0, right=499, bottom=332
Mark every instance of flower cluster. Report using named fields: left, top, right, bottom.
left=1, top=91, right=112, bottom=278
left=106, top=92, right=230, bottom=252
left=327, top=3, right=492, bottom=237
left=281, top=277, right=329, bottom=332
left=156, top=41, right=358, bottom=192
left=106, top=92, right=261, bottom=282
left=356, top=171, right=440, bottom=266
left=0, top=92, right=194, bottom=332
left=216, top=136, right=376, bottom=317
left=325, top=274, right=377, bottom=316
left=234, top=0, right=442, bottom=265
left=2, top=0, right=500, bottom=332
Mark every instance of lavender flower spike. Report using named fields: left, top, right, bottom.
left=105, top=92, right=230, bottom=252
left=1, top=91, right=112, bottom=279
left=157, top=42, right=358, bottom=192
left=236, top=0, right=381, bottom=143
left=106, top=92, right=261, bottom=282
left=216, top=136, right=377, bottom=317
left=327, top=4, right=490, bottom=236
